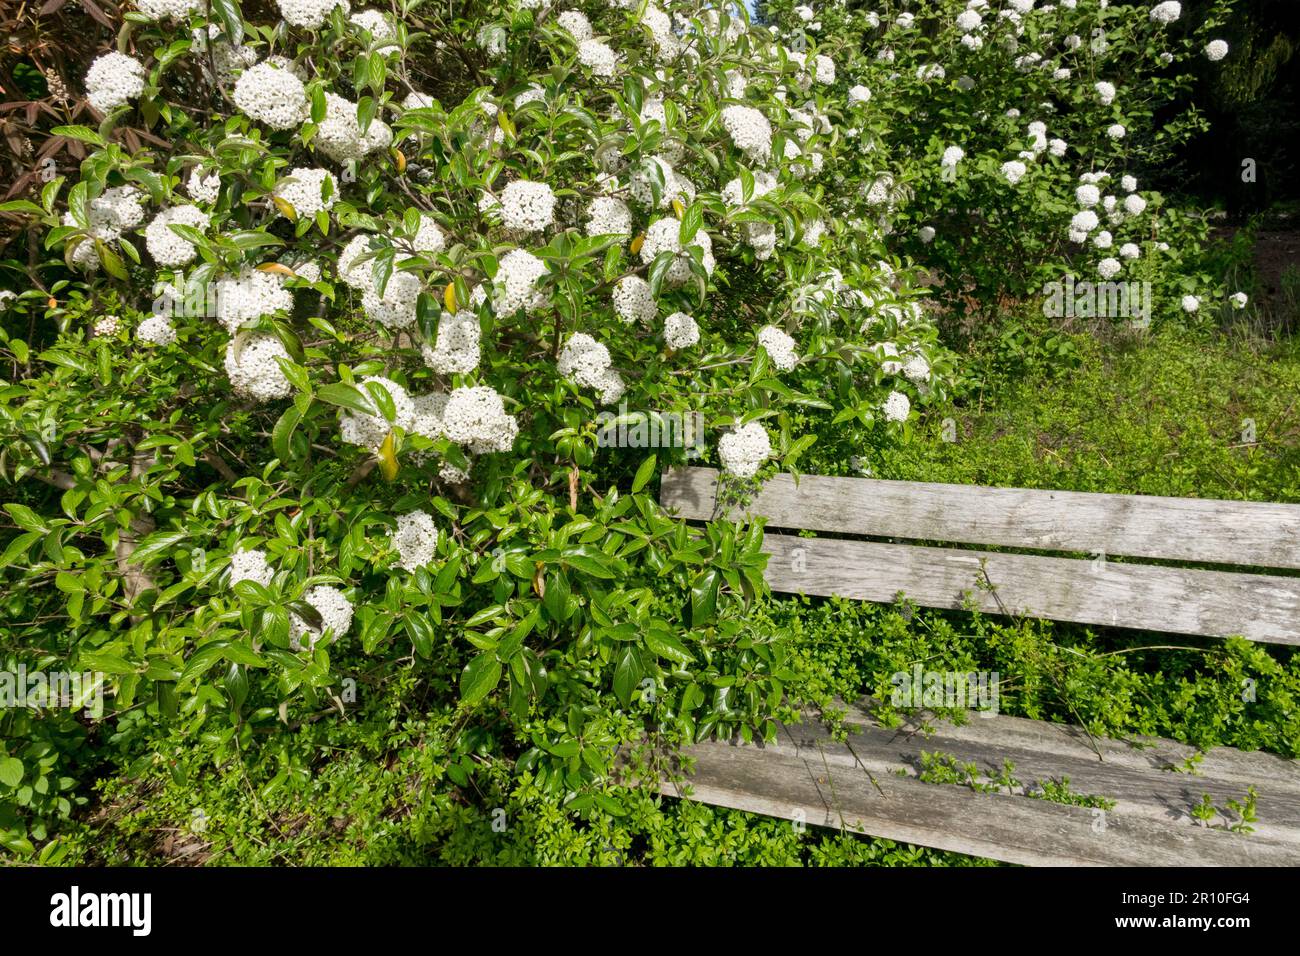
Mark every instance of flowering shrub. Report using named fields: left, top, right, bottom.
left=762, top=0, right=1244, bottom=319
left=0, top=0, right=963, bottom=845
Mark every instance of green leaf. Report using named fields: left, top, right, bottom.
left=210, top=0, right=244, bottom=48
left=460, top=651, right=502, bottom=706
left=690, top=568, right=720, bottom=626
left=612, top=647, right=643, bottom=707
left=645, top=629, right=695, bottom=665
left=631, top=453, right=657, bottom=494
left=128, top=530, right=188, bottom=565
left=0, top=758, right=23, bottom=789
left=317, top=382, right=378, bottom=417
left=4, top=503, right=47, bottom=533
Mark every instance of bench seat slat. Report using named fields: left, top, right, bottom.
left=662, top=707, right=1300, bottom=866
left=661, top=467, right=1300, bottom=570
left=762, top=534, right=1300, bottom=645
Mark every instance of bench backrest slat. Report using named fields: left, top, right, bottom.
left=661, top=466, right=1300, bottom=570
left=761, top=534, right=1300, bottom=645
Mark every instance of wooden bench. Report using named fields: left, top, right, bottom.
left=658, top=466, right=1300, bottom=865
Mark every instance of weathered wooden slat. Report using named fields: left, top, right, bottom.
left=660, top=707, right=1300, bottom=866
left=661, top=467, right=1300, bottom=570
left=760, top=533, right=1300, bottom=645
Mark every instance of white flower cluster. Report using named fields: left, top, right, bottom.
left=274, top=167, right=338, bottom=218
left=1001, top=160, right=1028, bottom=185
left=883, top=390, right=911, bottom=422
left=1096, top=81, right=1117, bottom=106
left=392, top=510, right=438, bottom=572
left=340, top=376, right=415, bottom=451
left=493, top=249, right=548, bottom=314
left=349, top=8, right=394, bottom=40
left=558, top=333, right=625, bottom=404
left=187, top=166, right=221, bottom=205
left=848, top=85, right=872, bottom=106
left=557, top=10, right=592, bottom=41
left=92, top=314, right=121, bottom=337
left=440, top=386, right=519, bottom=453
left=663, top=311, right=699, bottom=349
left=315, top=93, right=393, bottom=163
left=585, top=196, right=632, bottom=237
left=85, top=52, right=145, bottom=113
left=362, top=269, right=422, bottom=330
left=612, top=275, right=656, bottom=324
left=215, top=266, right=294, bottom=334
left=757, top=325, right=799, bottom=371
left=136, top=0, right=204, bottom=19
left=422, top=312, right=481, bottom=374
left=717, top=422, right=771, bottom=479
left=639, top=217, right=715, bottom=286
left=229, top=548, right=274, bottom=588
left=721, top=105, right=773, bottom=163
left=233, top=62, right=309, bottom=130
left=1150, top=2, right=1181, bottom=25
left=145, top=205, right=210, bottom=267
left=136, top=315, right=177, bottom=346
left=289, top=585, right=354, bottom=651
left=224, top=333, right=293, bottom=402
left=499, top=180, right=556, bottom=232
left=277, top=0, right=350, bottom=29
left=1205, top=40, right=1229, bottom=62
left=578, top=39, right=618, bottom=77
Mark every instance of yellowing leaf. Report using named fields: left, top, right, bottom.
left=630, top=233, right=645, bottom=255
left=377, top=430, right=399, bottom=482
left=256, top=262, right=298, bottom=278
left=272, top=196, right=298, bottom=221
left=497, top=111, right=516, bottom=139
left=444, top=283, right=457, bottom=313
left=392, top=147, right=407, bottom=173
left=671, top=198, right=685, bottom=220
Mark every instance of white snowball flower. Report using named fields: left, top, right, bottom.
left=1119, top=243, right=1141, bottom=260
left=1076, top=184, right=1101, bottom=208
left=136, top=0, right=204, bottom=19
left=276, top=0, right=350, bottom=29
left=956, top=9, right=983, bottom=31
left=721, top=105, right=773, bottom=163
left=848, top=85, right=872, bottom=106
left=902, top=355, right=931, bottom=384
left=422, top=312, right=481, bottom=375
left=557, top=10, right=593, bottom=40
left=499, top=180, right=556, bottom=232
left=578, top=39, right=618, bottom=77
left=186, top=166, right=221, bottom=205
left=1093, top=230, right=1113, bottom=249
left=289, top=585, right=353, bottom=651
left=1181, top=295, right=1200, bottom=313
left=229, top=548, right=274, bottom=588
left=145, top=205, right=209, bottom=267
left=585, top=196, right=632, bottom=237
left=224, top=333, right=293, bottom=402
left=136, top=315, right=177, bottom=346
left=1095, top=81, right=1116, bottom=106
left=441, top=385, right=519, bottom=453
left=1205, top=40, right=1229, bottom=62
left=1049, top=138, right=1068, bottom=157
left=813, top=55, right=836, bottom=84
left=349, top=8, right=395, bottom=40
left=919, top=226, right=936, bottom=244
left=1230, top=292, right=1248, bottom=310
left=1123, top=194, right=1147, bottom=215
left=1097, top=257, right=1121, bottom=279
left=794, top=4, right=814, bottom=22
left=273, top=167, right=338, bottom=218
left=493, top=249, right=548, bottom=314
left=233, top=62, right=309, bottom=130
left=362, top=269, right=422, bottom=330
left=663, top=312, right=699, bottom=349
left=1121, top=175, right=1139, bottom=193
left=1107, top=124, right=1126, bottom=140
left=392, top=511, right=438, bottom=572
left=339, top=375, right=415, bottom=451
left=1070, top=211, right=1099, bottom=233
left=717, top=422, right=771, bottom=479
left=84, top=52, right=145, bottom=114
left=612, top=275, right=656, bottom=324
left=941, top=145, right=965, bottom=169
left=882, top=390, right=911, bottom=422
left=639, top=217, right=714, bottom=286
left=757, top=325, right=799, bottom=371
left=1150, top=2, right=1181, bottom=25
left=215, top=266, right=295, bottom=334
left=558, top=333, right=616, bottom=396
left=1001, top=161, right=1028, bottom=184
left=315, top=92, right=393, bottom=163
